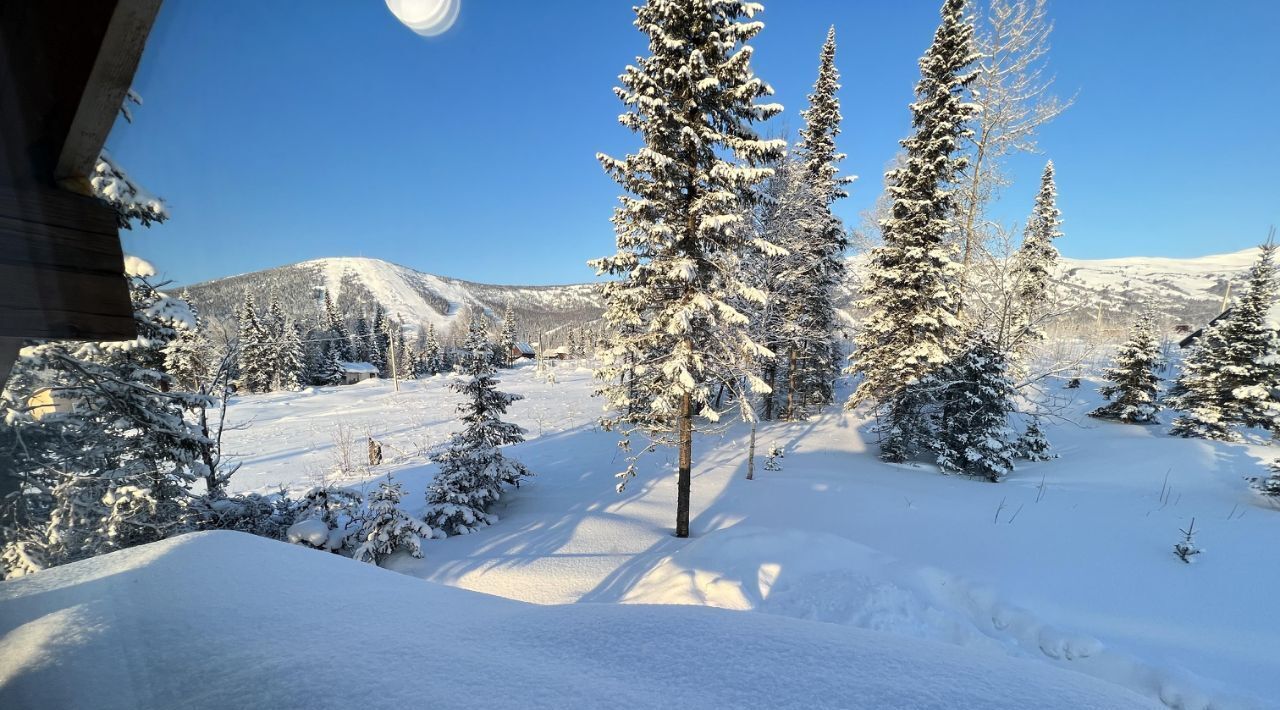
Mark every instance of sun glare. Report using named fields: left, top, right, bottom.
left=385, top=0, right=460, bottom=38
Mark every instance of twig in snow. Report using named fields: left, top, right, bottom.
left=993, top=496, right=1007, bottom=524
left=1007, top=504, right=1024, bottom=524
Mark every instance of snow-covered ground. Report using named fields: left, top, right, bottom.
left=0, top=532, right=1161, bottom=710
left=5, top=362, right=1278, bottom=708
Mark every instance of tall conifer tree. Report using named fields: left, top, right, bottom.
left=1005, top=160, right=1062, bottom=355
left=592, top=0, right=784, bottom=537
left=235, top=294, right=273, bottom=393
left=846, top=0, right=980, bottom=462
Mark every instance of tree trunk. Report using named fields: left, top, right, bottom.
left=785, top=347, right=798, bottom=420
left=746, top=421, right=757, bottom=481
left=762, top=361, right=776, bottom=420
left=676, top=392, right=693, bottom=538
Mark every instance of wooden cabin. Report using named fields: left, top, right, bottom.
left=339, top=362, right=379, bottom=385
left=509, top=342, right=536, bottom=361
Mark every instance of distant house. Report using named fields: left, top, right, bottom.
left=27, top=387, right=80, bottom=421
left=543, top=347, right=571, bottom=361
left=339, top=362, right=379, bottom=385
left=509, top=342, right=536, bottom=361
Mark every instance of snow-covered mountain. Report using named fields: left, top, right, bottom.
left=837, top=247, right=1258, bottom=334
left=1053, top=248, right=1259, bottom=328
left=181, top=257, right=603, bottom=337
left=182, top=248, right=1261, bottom=339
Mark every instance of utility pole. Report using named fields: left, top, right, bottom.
left=389, top=321, right=400, bottom=392
left=1220, top=281, right=1232, bottom=314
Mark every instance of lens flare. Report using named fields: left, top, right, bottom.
left=385, top=0, right=460, bottom=38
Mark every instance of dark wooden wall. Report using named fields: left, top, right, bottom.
left=0, top=0, right=162, bottom=346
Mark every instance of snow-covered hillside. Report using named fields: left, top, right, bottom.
left=181, top=256, right=602, bottom=336
left=0, top=531, right=1162, bottom=710
left=182, top=248, right=1263, bottom=341
left=1054, top=248, right=1261, bottom=328
left=141, top=363, right=1277, bottom=709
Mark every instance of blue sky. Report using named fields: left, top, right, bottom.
left=114, top=0, right=1279, bottom=287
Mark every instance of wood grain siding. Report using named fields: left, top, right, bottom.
left=0, top=189, right=133, bottom=340
left=55, top=0, right=164, bottom=187
left=0, top=0, right=163, bottom=347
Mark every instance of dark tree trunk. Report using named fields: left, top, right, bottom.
left=676, top=392, right=693, bottom=538
left=762, top=361, right=777, bottom=420
left=784, top=347, right=798, bottom=420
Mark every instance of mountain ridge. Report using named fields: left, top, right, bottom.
left=181, top=248, right=1262, bottom=341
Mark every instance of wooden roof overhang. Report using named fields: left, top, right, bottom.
left=0, top=0, right=163, bottom=377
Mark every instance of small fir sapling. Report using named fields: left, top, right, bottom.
left=764, top=445, right=785, bottom=471
left=424, top=313, right=531, bottom=536
left=1013, top=417, right=1055, bottom=460
left=933, top=332, right=1018, bottom=482
left=1173, top=518, right=1202, bottom=563
left=1249, top=459, right=1280, bottom=498
left=352, top=476, right=434, bottom=565
left=286, top=487, right=363, bottom=552
left=1090, top=313, right=1162, bottom=423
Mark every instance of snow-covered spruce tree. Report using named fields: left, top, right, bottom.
left=845, top=0, right=979, bottom=463
left=1090, top=313, right=1162, bottom=424
left=371, top=304, right=390, bottom=376
left=1005, top=160, right=1061, bottom=355
left=1013, top=416, right=1053, bottom=460
left=286, top=487, right=363, bottom=552
left=424, top=313, right=531, bottom=536
left=750, top=157, right=827, bottom=421
left=933, top=330, right=1017, bottom=481
left=352, top=476, right=434, bottom=565
left=266, top=294, right=286, bottom=344
left=323, top=291, right=355, bottom=362
left=1167, top=318, right=1235, bottom=440
left=1169, top=241, right=1280, bottom=439
left=592, top=0, right=783, bottom=537
left=318, top=347, right=345, bottom=386
left=790, top=25, right=851, bottom=410
left=353, top=315, right=372, bottom=363
left=1252, top=459, right=1280, bottom=498
left=91, top=150, right=169, bottom=229
left=274, top=319, right=308, bottom=391
left=234, top=293, right=273, bottom=393
left=1, top=267, right=212, bottom=576
left=418, top=322, right=442, bottom=376
left=499, top=303, right=519, bottom=367
left=163, top=289, right=209, bottom=391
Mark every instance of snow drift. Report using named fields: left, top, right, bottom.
left=0, top=531, right=1160, bottom=710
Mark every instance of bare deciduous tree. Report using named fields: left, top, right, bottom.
left=956, top=0, right=1073, bottom=314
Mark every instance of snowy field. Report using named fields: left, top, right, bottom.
left=6, top=362, right=1279, bottom=708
